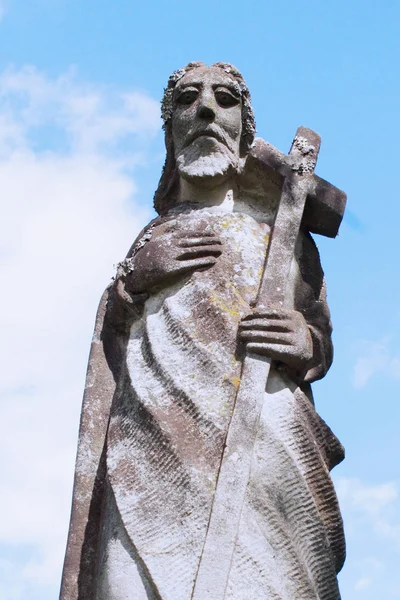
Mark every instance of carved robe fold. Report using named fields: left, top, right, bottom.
left=61, top=203, right=345, bottom=600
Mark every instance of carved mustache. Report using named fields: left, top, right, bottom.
left=184, top=127, right=235, bottom=153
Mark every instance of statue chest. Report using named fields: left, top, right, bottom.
left=156, top=208, right=271, bottom=316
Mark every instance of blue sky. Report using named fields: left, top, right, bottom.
left=0, top=1, right=399, bottom=598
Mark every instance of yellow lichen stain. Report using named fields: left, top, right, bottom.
left=217, top=397, right=232, bottom=417
left=210, top=292, right=240, bottom=319
left=225, top=281, right=251, bottom=309
left=223, top=374, right=241, bottom=390
left=230, top=376, right=241, bottom=389
left=218, top=214, right=247, bottom=234
left=218, top=215, right=233, bottom=230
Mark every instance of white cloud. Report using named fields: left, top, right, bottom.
left=350, top=557, right=384, bottom=594
left=388, top=584, right=400, bottom=598
left=361, top=557, right=384, bottom=572
left=336, top=477, right=400, bottom=554
left=336, top=477, right=397, bottom=517
left=0, top=66, right=161, bottom=598
left=352, top=337, right=400, bottom=388
left=354, top=577, right=372, bottom=592
left=0, top=65, right=160, bottom=156
left=336, top=478, right=400, bottom=597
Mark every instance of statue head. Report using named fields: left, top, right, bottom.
left=154, top=62, right=256, bottom=214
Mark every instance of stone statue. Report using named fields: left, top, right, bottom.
left=60, top=62, right=346, bottom=600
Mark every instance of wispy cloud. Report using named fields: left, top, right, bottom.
left=336, top=477, right=400, bottom=597
left=352, top=337, right=400, bottom=388
left=0, top=66, right=161, bottom=599
left=354, top=577, right=372, bottom=592
left=336, top=477, right=397, bottom=519
left=0, top=65, right=160, bottom=156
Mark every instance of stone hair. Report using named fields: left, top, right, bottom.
left=154, top=62, right=256, bottom=215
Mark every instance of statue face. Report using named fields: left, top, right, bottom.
left=172, top=67, right=243, bottom=183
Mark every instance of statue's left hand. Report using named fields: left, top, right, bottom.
left=238, top=308, right=313, bottom=374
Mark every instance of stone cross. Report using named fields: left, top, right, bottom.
left=191, top=127, right=346, bottom=599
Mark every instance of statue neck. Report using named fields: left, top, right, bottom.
left=176, top=176, right=239, bottom=211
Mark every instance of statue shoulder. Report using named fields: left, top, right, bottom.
left=125, top=215, right=173, bottom=259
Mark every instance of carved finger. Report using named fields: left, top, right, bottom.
left=239, top=319, right=293, bottom=333
left=245, top=342, right=296, bottom=360
left=177, top=237, right=222, bottom=248
left=239, top=330, right=293, bottom=345
left=174, top=256, right=217, bottom=273
left=176, top=246, right=222, bottom=260
left=242, top=308, right=294, bottom=321
left=175, top=230, right=216, bottom=239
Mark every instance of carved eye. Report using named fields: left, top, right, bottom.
left=215, top=90, right=240, bottom=108
left=176, top=89, right=199, bottom=106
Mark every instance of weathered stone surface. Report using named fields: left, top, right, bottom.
left=60, top=62, right=346, bottom=600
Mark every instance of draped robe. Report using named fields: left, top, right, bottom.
left=61, top=199, right=345, bottom=600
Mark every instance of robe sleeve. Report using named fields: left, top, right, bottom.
left=61, top=219, right=161, bottom=598
left=60, top=290, right=116, bottom=600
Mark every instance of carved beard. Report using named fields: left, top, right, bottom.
left=176, top=137, right=241, bottom=182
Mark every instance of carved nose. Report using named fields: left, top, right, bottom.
left=197, top=105, right=215, bottom=122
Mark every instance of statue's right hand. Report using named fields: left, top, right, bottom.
left=124, top=229, right=222, bottom=294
